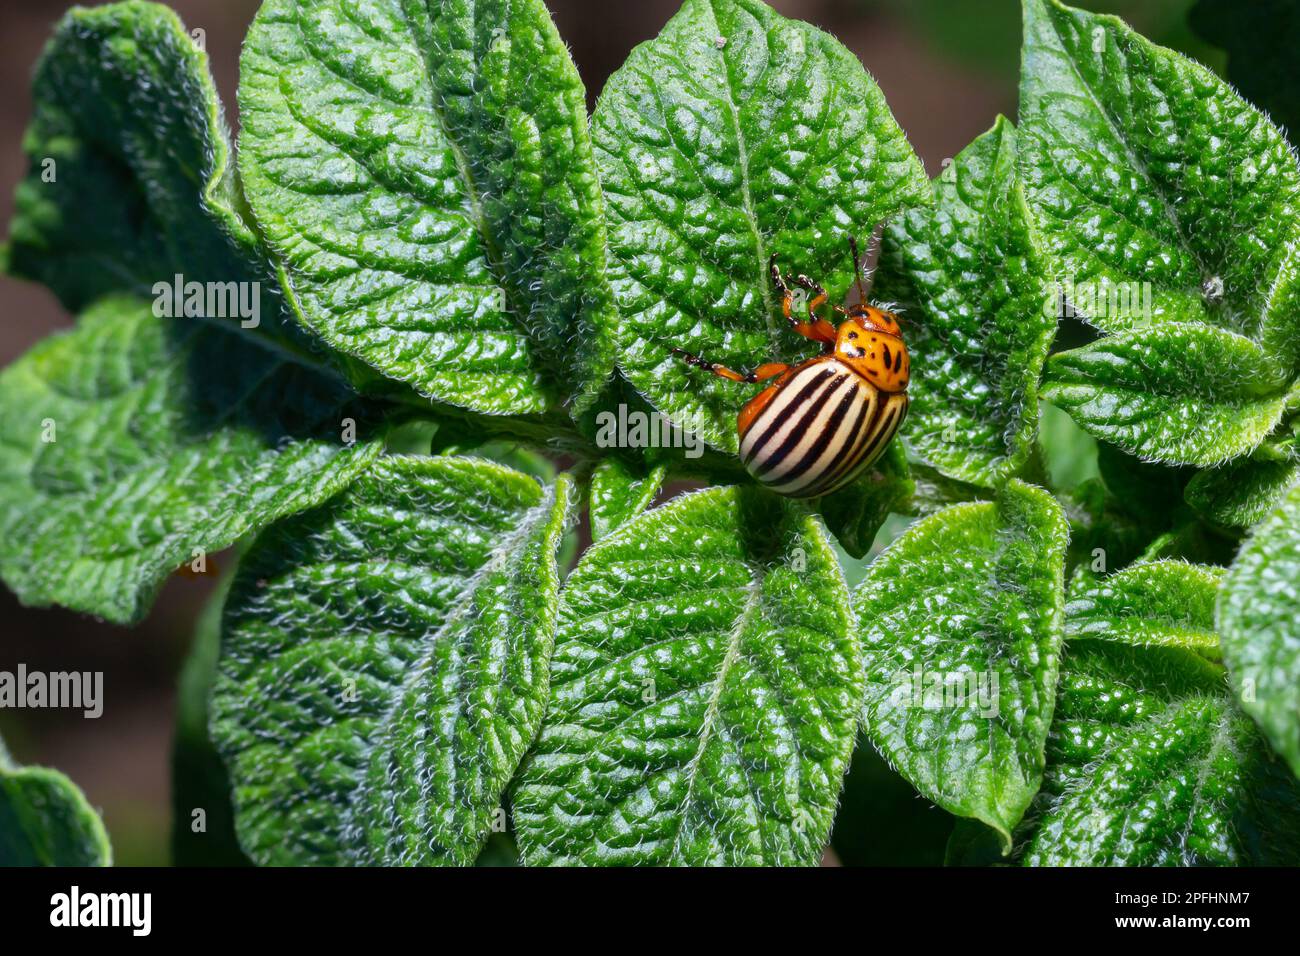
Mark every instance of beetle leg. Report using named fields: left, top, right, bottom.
left=672, top=348, right=789, bottom=384
left=772, top=266, right=838, bottom=345
left=770, top=255, right=798, bottom=321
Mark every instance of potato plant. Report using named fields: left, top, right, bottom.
left=1, top=0, right=1299, bottom=867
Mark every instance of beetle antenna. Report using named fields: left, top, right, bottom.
left=849, top=236, right=867, bottom=306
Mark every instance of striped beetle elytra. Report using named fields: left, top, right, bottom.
left=673, top=238, right=909, bottom=498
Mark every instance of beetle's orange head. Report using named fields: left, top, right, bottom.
left=835, top=306, right=909, bottom=394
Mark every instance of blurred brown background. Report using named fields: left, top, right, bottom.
left=0, top=0, right=1218, bottom=865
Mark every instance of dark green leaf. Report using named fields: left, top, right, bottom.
left=816, top=441, right=914, bottom=558
left=875, top=116, right=1054, bottom=486
left=1185, top=448, right=1300, bottom=528
left=212, top=457, right=574, bottom=865
left=6, top=1, right=249, bottom=309
left=0, top=738, right=111, bottom=866
left=945, top=817, right=1008, bottom=867
left=1023, top=639, right=1300, bottom=864
left=1219, top=481, right=1300, bottom=777
left=239, top=0, right=617, bottom=417
left=831, top=734, right=955, bottom=867
left=514, top=486, right=861, bottom=865
left=1095, top=441, right=1187, bottom=519
left=588, top=457, right=666, bottom=542
left=1020, top=0, right=1300, bottom=371
left=1058, top=445, right=1215, bottom=574
left=594, top=0, right=929, bottom=451
left=171, top=571, right=251, bottom=866
left=3, top=1, right=331, bottom=368
left=1042, top=324, right=1289, bottom=466
left=1065, top=559, right=1222, bottom=656
left=854, top=479, right=1069, bottom=848
left=905, top=459, right=988, bottom=516
left=0, top=296, right=381, bottom=624
left=1059, top=479, right=1151, bottom=575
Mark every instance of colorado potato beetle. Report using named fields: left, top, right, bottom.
left=673, top=239, right=909, bottom=498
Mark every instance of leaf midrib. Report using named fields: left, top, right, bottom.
left=395, top=3, right=525, bottom=347
left=343, top=482, right=555, bottom=862
left=1179, top=701, right=1238, bottom=864
left=702, top=0, right=779, bottom=350
left=666, top=564, right=763, bottom=863
left=1032, top=5, right=1208, bottom=282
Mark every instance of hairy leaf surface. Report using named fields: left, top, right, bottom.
left=2, top=1, right=337, bottom=368
left=875, top=117, right=1054, bottom=486
left=1020, top=0, right=1300, bottom=363
left=0, top=297, right=380, bottom=624
left=1024, top=640, right=1300, bottom=865
left=514, top=486, right=861, bottom=865
left=1020, top=0, right=1300, bottom=467
left=854, top=480, right=1068, bottom=848
left=588, top=457, right=666, bottom=542
left=239, top=0, right=617, bottom=417
left=1219, top=482, right=1300, bottom=777
left=6, top=2, right=250, bottom=307
left=213, top=457, right=573, bottom=866
left=594, top=0, right=929, bottom=451
left=1041, top=324, right=1288, bottom=466
left=1186, top=450, right=1300, bottom=528
left=1065, top=560, right=1222, bottom=656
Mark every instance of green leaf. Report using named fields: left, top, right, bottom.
left=0, top=737, right=111, bottom=866
left=4, top=0, right=367, bottom=381
left=475, top=831, right=520, bottom=867
left=1065, top=559, right=1222, bottom=656
left=853, top=479, right=1069, bottom=849
left=514, top=486, right=861, bottom=865
left=816, top=441, right=914, bottom=558
left=1023, top=638, right=1300, bottom=865
left=6, top=2, right=249, bottom=309
left=1219, top=481, right=1300, bottom=777
left=1186, top=449, right=1300, bottom=528
left=1059, top=479, right=1152, bottom=576
left=1095, top=441, right=1185, bottom=518
left=171, top=570, right=251, bottom=866
left=595, top=0, right=929, bottom=451
left=212, top=456, right=574, bottom=866
left=874, top=117, right=1055, bottom=486
left=238, top=0, right=617, bottom=418
left=1041, top=324, right=1289, bottom=466
left=1057, top=443, right=1219, bottom=574
left=587, top=457, right=666, bottom=542
left=0, top=296, right=381, bottom=624
left=1019, top=0, right=1300, bottom=373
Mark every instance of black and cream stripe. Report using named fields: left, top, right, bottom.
left=739, top=359, right=907, bottom=498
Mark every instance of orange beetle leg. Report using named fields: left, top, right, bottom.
left=770, top=256, right=839, bottom=346
left=792, top=273, right=840, bottom=345
left=672, top=348, right=790, bottom=385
